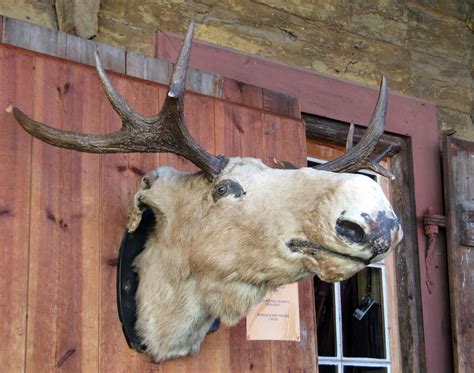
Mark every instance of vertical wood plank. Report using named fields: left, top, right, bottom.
left=22, top=57, right=102, bottom=373
left=215, top=100, right=250, bottom=373
left=240, top=109, right=264, bottom=159
left=215, top=101, right=275, bottom=373
left=443, top=137, right=474, bottom=373
left=156, top=89, right=234, bottom=373
left=2, top=44, right=313, bottom=372
left=54, top=65, right=85, bottom=373
left=53, top=63, right=101, bottom=372
left=185, top=93, right=233, bottom=373
left=125, top=78, right=164, bottom=372
left=264, top=113, right=317, bottom=372
left=98, top=73, right=151, bottom=372
left=223, top=78, right=264, bottom=109
left=214, top=100, right=243, bottom=157
left=0, top=47, right=33, bottom=372
left=26, top=57, right=64, bottom=372
left=185, top=94, right=216, bottom=156
left=263, top=89, right=301, bottom=119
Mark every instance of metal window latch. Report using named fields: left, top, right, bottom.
left=423, top=207, right=446, bottom=237
left=353, top=267, right=375, bottom=321
left=423, top=207, right=446, bottom=252
left=353, top=297, right=375, bottom=320
left=423, top=208, right=446, bottom=294
left=424, top=204, right=474, bottom=247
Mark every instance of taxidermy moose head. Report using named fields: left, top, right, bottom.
left=10, top=21, right=402, bottom=362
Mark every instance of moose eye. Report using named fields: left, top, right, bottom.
left=212, top=180, right=245, bottom=202
left=217, top=185, right=228, bottom=196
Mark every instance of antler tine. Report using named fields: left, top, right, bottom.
left=314, top=76, right=394, bottom=179
left=346, top=122, right=354, bottom=151
left=168, top=19, right=194, bottom=99
left=8, top=20, right=227, bottom=178
left=94, top=50, right=148, bottom=126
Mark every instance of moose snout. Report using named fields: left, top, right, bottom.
left=336, top=210, right=403, bottom=262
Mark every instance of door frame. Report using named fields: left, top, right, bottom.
left=157, top=30, right=450, bottom=372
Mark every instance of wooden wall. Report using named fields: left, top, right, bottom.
left=0, top=43, right=316, bottom=372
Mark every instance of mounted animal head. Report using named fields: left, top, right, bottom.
left=9, top=21, right=402, bottom=362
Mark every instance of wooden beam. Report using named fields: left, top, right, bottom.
left=304, top=114, right=403, bottom=156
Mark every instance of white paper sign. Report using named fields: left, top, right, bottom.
left=246, top=283, right=300, bottom=341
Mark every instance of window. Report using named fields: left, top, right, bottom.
left=307, top=139, right=401, bottom=373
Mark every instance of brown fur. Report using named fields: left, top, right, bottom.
left=128, top=158, right=403, bottom=362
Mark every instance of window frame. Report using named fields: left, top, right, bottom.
left=304, top=115, right=424, bottom=372
left=318, top=264, right=392, bottom=373
left=307, top=153, right=395, bottom=372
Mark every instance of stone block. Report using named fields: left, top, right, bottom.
left=0, top=1, right=57, bottom=29
left=437, top=107, right=473, bottom=141
left=95, top=15, right=156, bottom=56
left=410, top=51, right=471, bottom=113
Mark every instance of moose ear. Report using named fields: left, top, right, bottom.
left=127, top=192, right=148, bottom=232
left=127, top=170, right=161, bottom=232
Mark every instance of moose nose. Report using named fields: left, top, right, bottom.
left=335, top=218, right=366, bottom=244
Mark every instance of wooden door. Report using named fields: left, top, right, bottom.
left=0, top=44, right=316, bottom=372
left=443, top=137, right=474, bottom=373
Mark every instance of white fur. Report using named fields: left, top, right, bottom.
left=128, top=158, right=403, bottom=362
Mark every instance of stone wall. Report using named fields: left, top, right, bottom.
left=1, top=0, right=472, bottom=139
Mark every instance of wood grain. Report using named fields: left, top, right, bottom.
left=223, top=78, right=264, bottom=109
left=98, top=72, right=153, bottom=372
left=263, top=89, right=300, bottom=119
left=126, top=52, right=172, bottom=85
left=443, top=137, right=474, bottom=373
left=58, top=61, right=101, bottom=372
left=2, top=44, right=315, bottom=372
left=26, top=56, right=65, bottom=372
left=0, top=46, right=33, bottom=372
left=270, top=114, right=316, bottom=373
left=3, top=17, right=67, bottom=59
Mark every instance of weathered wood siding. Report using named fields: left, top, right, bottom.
left=0, top=43, right=316, bottom=372
left=443, top=137, right=474, bottom=373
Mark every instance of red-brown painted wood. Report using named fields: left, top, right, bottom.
left=0, top=47, right=33, bottom=372
left=265, top=113, right=316, bottom=372
left=223, top=78, right=264, bottom=110
left=1, top=44, right=315, bottom=371
left=98, top=73, right=155, bottom=372
left=26, top=57, right=66, bottom=372
left=53, top=60, right=101, bottom=372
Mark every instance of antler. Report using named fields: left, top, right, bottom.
left=8, top=20, right=227, bottom=178
left=314, top=77, right=394, bottom=179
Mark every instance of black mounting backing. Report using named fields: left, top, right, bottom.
left=116, top=208, right=221, bottom=354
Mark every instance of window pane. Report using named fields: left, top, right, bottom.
left=344, top=367, right=387, bottom=373
left=319, top=365, right=338, bottom=373
left=314, top=277, right=336, bottom=356
left=341, top=267, right=386, bottom=358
